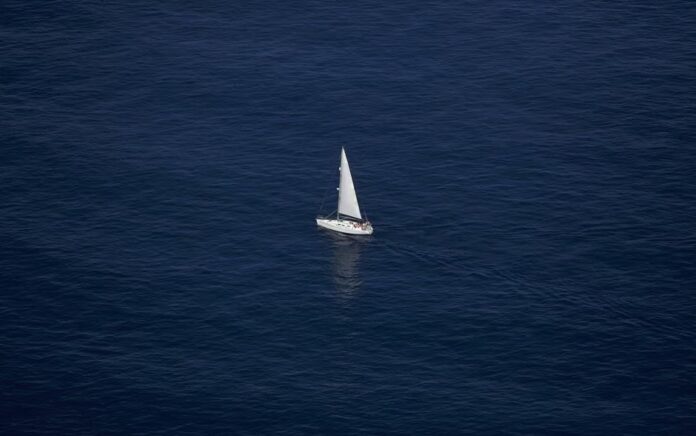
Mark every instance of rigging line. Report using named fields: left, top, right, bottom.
left=317, top=185, right=331, bottom=215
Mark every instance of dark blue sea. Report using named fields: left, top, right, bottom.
left=2, top=1, right=695, bottom=434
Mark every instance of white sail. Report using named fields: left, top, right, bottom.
left=337, top=147, right=362, bottom=220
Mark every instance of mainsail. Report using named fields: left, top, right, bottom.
left=337, top=147, right=362, bottom=220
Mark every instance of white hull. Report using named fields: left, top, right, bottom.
left=316, top=218, right=373, bottom=235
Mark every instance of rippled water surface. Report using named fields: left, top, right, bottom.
left=2, top=1, right=695, bottom=434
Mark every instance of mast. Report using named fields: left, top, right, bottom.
left=337, top=147, right=342, bottom=220
left=337, top=177, right=340, bottom=220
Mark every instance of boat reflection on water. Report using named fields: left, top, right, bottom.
left=319, top=229, right=372, bottom=297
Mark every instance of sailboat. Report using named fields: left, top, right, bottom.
left=316, top=147, right=374, bottom=235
